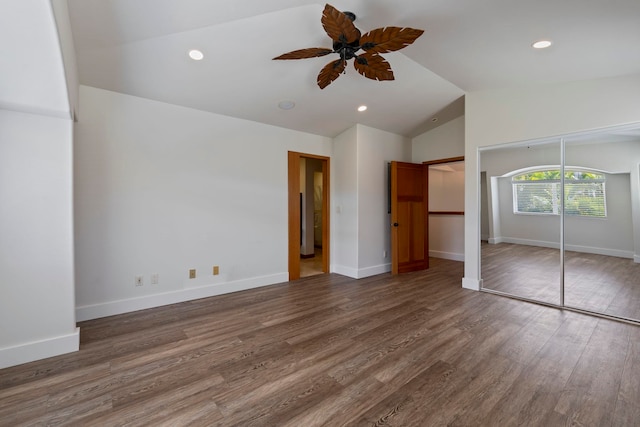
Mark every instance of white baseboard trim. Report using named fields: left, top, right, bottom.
left=0, top=327, right=80, bottom=369
left=331, top=264, right=391, bottom=279
left=356, top=264, right=391, bottom=278
left=76, top=273, right=289, bottom=322
left=635, top=255, right=640, bottom=264
left=462, top=277, right=482, bottom=291
left=565, top=244, right=633, bottom=259
left=332, top=265, right=359, bottom=278
left=500, top=237, right=559, bottom=249
left=499, top=237, right=633, bottom=259
left=429, top=250, right=464, bottom=262
left=488, top=237, right=503, bottom=244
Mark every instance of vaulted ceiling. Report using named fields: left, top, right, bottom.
left=66, top=0, right=640, bottom=137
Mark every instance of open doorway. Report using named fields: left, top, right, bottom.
left=288, top=152, right=330, bottom=280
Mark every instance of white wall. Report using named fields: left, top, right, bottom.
left=51, top=0, right=80, bottom=119
left=357, top=125, right=411, bottom=277
left=331, top=126, right=359, bottom=276
left=412, top=116, right=465, bottom=162
left=0, top=0, right=78, bottom=368
left=465, top=74, right=640, bottom=290
left=429, top=168, right=465, bottom=211
left=331, top=124, right=411, bottom=278
left=74, top=86, right=331, bottom=320
left=0, top=0, right=70, bottom=118
left=413, top=115, right=466, bottom=261
left=0, top=110, right=78, bottom=368
left=428, top=167, right=465, bottom=261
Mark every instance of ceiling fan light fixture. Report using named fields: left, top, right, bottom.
left=357, top=105, right=367, bottom=112
left=532, top=40, right=552, bottom=49
left=188, top=49, right=204, bottom=60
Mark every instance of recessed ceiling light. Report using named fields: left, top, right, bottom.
left=278, top=100, right=295, bottom=110
left=532, top=40, right=552, bottom=49
left=431, top=117, right=439, bottom=122
left=357, top=105, right=367, bottom=112
left=188, top=49, right=204, bottom=60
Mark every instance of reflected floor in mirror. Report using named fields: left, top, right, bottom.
left=482, top=242, right=640, bottom=322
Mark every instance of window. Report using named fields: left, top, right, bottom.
left=512, top=169, right=606, bottom=217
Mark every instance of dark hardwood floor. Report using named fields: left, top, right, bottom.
left=482, top=242, right=640, bottom=322
left=1, top=258, right=639, bottom=426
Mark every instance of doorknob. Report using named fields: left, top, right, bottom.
left=393, top=223, right=399, bottom=227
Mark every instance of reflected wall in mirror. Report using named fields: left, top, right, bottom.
left=563, top=131, right=640, bottom=321
left=480, top=140, right=562, bottom=305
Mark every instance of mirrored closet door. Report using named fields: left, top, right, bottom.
left=480, top=123, right=640, bottom=323
left=563, top=132, right=640, bottom=321
left=480, top=139, right=562, bottom=306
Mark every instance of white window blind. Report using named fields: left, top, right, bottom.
left=512, top=170, right=606, bottom=218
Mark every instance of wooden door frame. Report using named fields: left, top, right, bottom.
left=288, top=152, right=330, bottom=280
left=422, top=156, right=464, bottom=166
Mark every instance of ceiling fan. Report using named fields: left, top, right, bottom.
left=273, top=3, right=424, bottom=89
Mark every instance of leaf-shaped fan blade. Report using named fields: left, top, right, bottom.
left=273, top=48, right=334, bottom=60
left=360, top=27, right=424, bottom=53
left=317, top=58, right=346, bottom=89
left=321, top=3, right=360, bottom=44
left=353, top=53, right=394, bottom=81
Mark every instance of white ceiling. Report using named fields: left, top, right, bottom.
left=66, top=0, right=640, bottom=138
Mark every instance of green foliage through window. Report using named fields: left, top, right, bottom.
left=512, top=169, right=606, bottom=217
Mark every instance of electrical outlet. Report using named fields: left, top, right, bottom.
left=213, top=266, right=219, bottom=275
left=189, top=269, right=196, bottom=279
left=151, top=273, right=159, bottom=284
left=135, top=275, right=144, bottom=286
left=383, top=250, right=388, bottom=258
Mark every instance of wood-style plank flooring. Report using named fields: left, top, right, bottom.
left=482, top=242, right=640, bottom=321
left=1, top=258, right=639, bottom=426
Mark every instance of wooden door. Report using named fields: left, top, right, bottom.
left=391, top=161, right=429, bottom=274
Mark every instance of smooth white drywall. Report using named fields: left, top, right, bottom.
left=0, top=0, right=70, bottom=118
left=412, top=116, right=465, bottom=162
left=356, top=125, right=411, bottom=276
left=427, top=167, right=465, bottom=261
left=429, top=216, right=465, bottom=261
left=0, top=110, right=77, bottom=368
left=74, top=86, right=331, bottom=318
left=429, top=168, right=465, bottom=211
left=413, top=115, right=466, bottom=260
left=331, top=124, right=411, bottom=278
left=51, top=0, right=80, bottom=118
left=331, top=126, right=359, bottom=276
left=465, top=74, right=640, bottom=289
